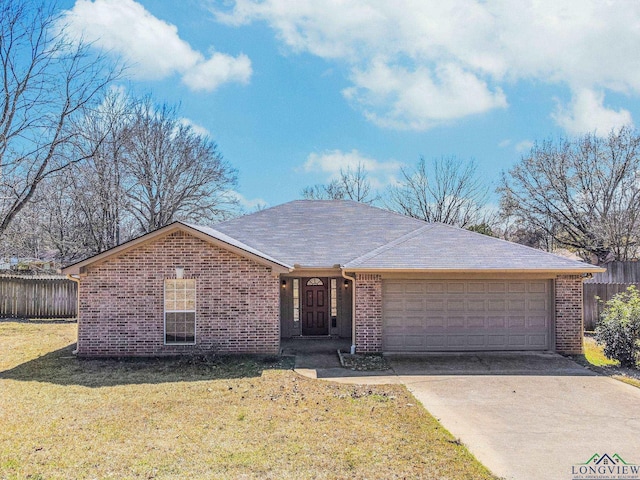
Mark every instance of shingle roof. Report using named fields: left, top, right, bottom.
left=344, top=222, right=602, bottom=271
left=214, top=200, right=426, bottom=268
left=214, top=200, right=602, bottom=272
left=184, top=223, right=293, bottom=269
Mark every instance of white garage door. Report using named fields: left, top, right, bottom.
left=382, top=279, right=552, bottom=351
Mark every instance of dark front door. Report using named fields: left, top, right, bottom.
left=302, top=277, right=329, bottom=335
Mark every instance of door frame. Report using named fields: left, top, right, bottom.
left=301, top=277, right=330, bottom=336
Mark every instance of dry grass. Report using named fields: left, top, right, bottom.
left=582, top=335, right=640, bottom=389
left=583, top=335, right=619, bottom=367
left=0, top=321, right=497, bottom=480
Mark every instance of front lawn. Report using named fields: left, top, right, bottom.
left=0, top=321, right=497, bottom=479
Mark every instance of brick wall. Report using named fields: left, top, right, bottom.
left=354, top=273, right=382, bottom=353
left=77, top=230, right=280, bottom=357
left=555, top=275, right=584, bottom=354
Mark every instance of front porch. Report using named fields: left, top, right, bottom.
left=280, top=337, right=351, bottom=369
left=280, top=274, right=353, bottom=340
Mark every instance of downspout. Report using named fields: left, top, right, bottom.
left=341, top=269, right=357, bottom=354
left=66, top=274, right=81, bottom=355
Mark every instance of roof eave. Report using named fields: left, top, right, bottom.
left=342, top=267, right=606, bottom=274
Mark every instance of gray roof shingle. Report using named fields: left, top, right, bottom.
left=214, top=200, right=426, bottom=268
left=214, top=200, right=601, bottom=272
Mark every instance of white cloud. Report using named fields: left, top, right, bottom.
left=552, top=89, right=633, bottom=136
left=515, top=140, right=534, bottom=153
left=63, top=0, right=252, bottom=91
left=230, top=191, right=268, bottom=211
left=345, top=61, right=507, bottom=130
left=182, top=52, right=252, bottom=92
left=178, top=118, right=211, bottom=138
left=213, top=0, right=640, bottom=132
left=302, top=149, right=403, bottom=189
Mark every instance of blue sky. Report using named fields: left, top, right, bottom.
left=59, top=0, right=640, bottom=210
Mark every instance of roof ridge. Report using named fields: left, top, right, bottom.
left=344, top=224, right=435, bottom=268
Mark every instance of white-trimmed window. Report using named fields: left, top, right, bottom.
left=293, top=278, right=300, bottom=323
left=164, top=279, right=196, bottom=344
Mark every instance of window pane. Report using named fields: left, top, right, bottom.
left=293, top=278, right=299, bottom=322
left=165, top=279, right=196, bottom=344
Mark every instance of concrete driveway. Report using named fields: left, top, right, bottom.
left=305, top=352, right=640, bottom=480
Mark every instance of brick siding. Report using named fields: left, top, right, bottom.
left=555, top=275, right=584, bottom=354
left=77, top=230, right=280, bottom=357
left=354, top=273, right=383, bottom=353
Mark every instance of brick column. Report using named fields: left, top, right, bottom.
left=354, top=273, right=383, bottom=353
left=555, top=275, right=584, bottom=354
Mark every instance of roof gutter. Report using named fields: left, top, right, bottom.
left=65, top=274, right=81, bottom=355
left=341, top=269, right=357, bottom=355
left=343, top=267, right=606, bottom=274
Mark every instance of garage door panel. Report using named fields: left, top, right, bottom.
left=383, top=279, right=552, bottom=351
left=467, top=335, right=486, bottom=346
left=467, top=283, right=486, bottom=294
left=488, top=282, right=507, bottom=293
left=447, top=300, right=465, bottom=311
left=384, top=282, right=405, bottom=294
left=528, top=299, right=548, bottom=311
left=529, top=281, right=548, bottom=293
left=508, top=316, right=526, bottom=327
left=447, top=282, right=466, bottom=294
left=426, top=282, right=445, bottom=293
left=426, top=299, right=445, bottom=310
left=425, top=317, right=446, bottom=328
left=508, top=335, right=527, bottom=346
left=405, top=299, right=425, bottom=311
left=487, top=335, right=507, bottom=346
left=467, top=300, right=486, bottom=312
left=528, top=334, right=548, bottom=347
left=467, top=316, right=486, bottom=328
left=446, top=316, right=465, bottom=328
left=487, top=316, right=506, bottom=328
left=426, top=335, right=446, bottom=347
left=528, top=316, right=547, bottom=328
left=487, top=299, right=506, bottom=311
left=509, top=299, right=526, bottom=311
left=404, top=282, right=426, bottom=294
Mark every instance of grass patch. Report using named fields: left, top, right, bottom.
left=580, top=336, right=640, bottom=390
left=0, top=321, right=497, bottom=479
left=583, top=336, right=619, bottom=367
left=613, top=375, right=640, bottom=388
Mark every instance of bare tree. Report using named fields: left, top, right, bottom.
left=387, top=156, right=489, bottom=227
left=70, top=90, right=134, bottom=253
left=301, top=180, right=345, bottom=200
left=124, top=99, right=238, bottom=233
left=499, top=127, right=640, bottom=263
left=0, top=0, right=118, bottom=234
left=301, top=162, right=379, bottom=204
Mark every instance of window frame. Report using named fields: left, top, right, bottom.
left=330, top=278, right=338, bottom=318
left=293, top=278, right=300, bottom=323
left=164, top=278, right=196, bottom=345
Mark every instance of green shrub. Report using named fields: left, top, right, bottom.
left=595, top=286, right=640, bottom=368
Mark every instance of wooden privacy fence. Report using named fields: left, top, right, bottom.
left=583, top=282, right=640, bottom=331
left=0, top=275, right=77, bottom=319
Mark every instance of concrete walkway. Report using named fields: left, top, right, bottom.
left=291, top=348, right=640, bottom=480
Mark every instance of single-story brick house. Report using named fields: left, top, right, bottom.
left=63, top=200, right=604, bottom=357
